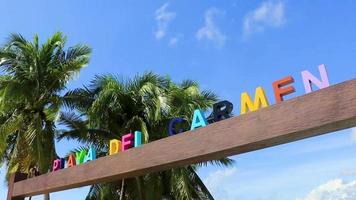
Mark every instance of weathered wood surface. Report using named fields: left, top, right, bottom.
left=7, top=173, right=27, bottom=200
left=10, top=78, right=356, bottom=198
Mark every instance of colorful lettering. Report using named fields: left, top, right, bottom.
left=122, top=133, right=134, bottom=151
left=240, top=86, right=269, bottom=114
left=190, top=109, right=208, bottom=130
left=60, top=158, right=66, bottom=169
left=241, top=87, right=269, bottom=114
left=76, top=149, right=87, bottom=164
left=67, top=154, right=76, bottom=168
left=134, top=131, right=142, bottom=147
left=52, top=159, right=61, bottom=172
left=84, top=146, right=96, bottom=163
left=211, top=100, right=233, bottom=122
left=273, top=76, right=295, bottom=103
left=168, top=117, right=186, bottom=136
left=302, top=64, right=330, bottom=93
left=109, top=139, right=121, bottom=155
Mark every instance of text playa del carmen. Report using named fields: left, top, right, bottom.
left=52, top=64, right=331, bottom=172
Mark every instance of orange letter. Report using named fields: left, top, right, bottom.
left=67, top=154, right=76, bottom=168
left=272, top=76, right=295, bottom=103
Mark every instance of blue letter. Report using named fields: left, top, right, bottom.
left=190, top=109, right=208, bottom=130
left=60, top=158, right=66, bottom=169
left=84, top=146, right=96, bottom=163
left=168, top=117, right=186, bottom=136
left=134, top=131, right=142, bottom=147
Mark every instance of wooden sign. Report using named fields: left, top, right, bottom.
left=47, top=65, right=335, bottom=174
left=7, top=78, right=356, bottom=199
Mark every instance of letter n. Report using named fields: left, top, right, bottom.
left=301, top=64, right=330, bottom=93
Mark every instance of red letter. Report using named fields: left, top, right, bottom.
left=67, top=154, right=76, bottom=168
left=122, top=133, right=134, bottom=151
left=273, top=76, right=295, bottom=103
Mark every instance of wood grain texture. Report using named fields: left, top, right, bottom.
left=11, top=78, right=356, bottom=198
left=7, top=173, right=27, bottom=200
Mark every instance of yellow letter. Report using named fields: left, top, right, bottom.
left=109, top=139, right=121, bottom=155
left=240, top=86, right=269, bottom=114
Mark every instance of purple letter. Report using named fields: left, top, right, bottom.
left=301, top=64, right=330, bottom=94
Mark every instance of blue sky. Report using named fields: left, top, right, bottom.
left=0, top=0, right=356, bottom=199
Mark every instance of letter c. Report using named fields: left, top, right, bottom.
left=168, top=117, right=186, bottom=136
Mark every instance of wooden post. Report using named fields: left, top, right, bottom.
left=7, top=173, right=27, bottom=200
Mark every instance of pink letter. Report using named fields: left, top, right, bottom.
left=52, top=159, right=61, bottom=172
left=122, top=133, right=134, bottom=151
left=301, top=64, right=330, bottom=93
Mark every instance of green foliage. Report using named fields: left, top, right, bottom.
left=0, top=32, right=91, bottom=178
left=60, top=72, right=234, bottom=199
left=0, top=32, right=232, bottom=200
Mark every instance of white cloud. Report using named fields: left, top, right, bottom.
left=204, top=167, right=237, bottom=190
left=203, top=167, right=237, bottom=199
left=169, top=37, right=178, bottom=46
left=196, top=7, right=226, bottom=47
left=243, top=1, right=285, bottom=36
left=297, top=179, right=356, bottom=200
left=351, top=127, right=356, bottom=141
left=168, top=34, right=182, bottom=47
left=154, top=3, right=176, bottom=40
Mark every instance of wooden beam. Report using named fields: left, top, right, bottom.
left=7, top=173, right=27, bottom=200
left=12, top=78, right=356, bottom=198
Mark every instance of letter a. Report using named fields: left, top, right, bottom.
left=84, top=146, right=96, bottom=163
left=301, top=64, right=330, bottom=93
left=190, top=109, right=208, bottom=130
left=67, top=154, right=76, bottom=168
left=240, top=86, right=269, bottom=114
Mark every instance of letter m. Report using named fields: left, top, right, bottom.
left=240, top=86, right=269, bottom=114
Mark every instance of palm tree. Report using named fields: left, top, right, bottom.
left=59, top=73, right=233, bottom=199
left=0, top=32, right=91, bottom=199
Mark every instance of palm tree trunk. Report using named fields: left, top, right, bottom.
left=135, top=177, right=145, bottom=200
left=188, top=166, right=214, bottom=200
left=44, top=193, right=50, bottom=200
left=119, top=179, right=125, bottom=200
